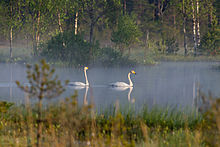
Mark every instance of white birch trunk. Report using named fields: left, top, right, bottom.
left=9, top=26, right=13, bottom=59
left=36, top=11, right=40, bottom=52
left=182, top=0, right=187, bottom=56
left=196, top=0, right=200, bottom=46
left=9, top=4, right=13, bottom=59
left=191, top=0, right=197, bottom=56
left=74, top=12, right=78, bottom=35
left=58, top=10, right=63, bottom=33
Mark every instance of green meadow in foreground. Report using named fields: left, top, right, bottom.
left=0, top=95, right=220, bottom=147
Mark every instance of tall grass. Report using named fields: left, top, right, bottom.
left=0, top=95, right=219, bottom=146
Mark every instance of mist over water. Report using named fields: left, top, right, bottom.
left=0, top=62, right=220, bottom=110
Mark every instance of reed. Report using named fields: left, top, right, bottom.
left=0, top=96, right=219, bottom=146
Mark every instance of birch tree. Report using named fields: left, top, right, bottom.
left=0, top=0, right=23, bottom=59
left=182, top=0, right=188, bottom=55
left=80, top=0, right=107, bottom=44
left=191, top=0, right=197, bottom=56
left=180, top=0, right=191, bottom=56
left=196, top=0, right=200, bottom=47
left=24, top=0, right=51, bottom=56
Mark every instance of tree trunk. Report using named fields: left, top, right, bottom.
left=9, top=26, right=13, bottom=59
left=123, top=0, right=126, bottom=15
left=36, top=98, right=42, bottom=147
left=32, top=20, right=36, bottom=56
left=208, top=2, right=213, bottom=28
left=33, top=10, right=41, bottom=56
left=182, top=0, right=188, bottom=56
left=9, top=3, right=13, bottom=59
left=36, top=10, right=41, bottom=53
left=89, top=22, right=94, bottom=44
left=191, top=0, right=197, bottom=56
left=145, top=30, right=149, bottom=58
left=57, top=10, right=63, bottom=33
left=183, top=16, right=187, bottom=56
left=89, top=22, right=95, bottom=59
left=74, top=12, right=78, bottom=35
left=153, top=0, right=155, bottom=21
left=128, top=47, right=131, bottom=57
left=196, top=0, right=200, bottom=47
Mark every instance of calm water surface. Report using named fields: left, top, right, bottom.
left=0, top=62, right=220, bottom=110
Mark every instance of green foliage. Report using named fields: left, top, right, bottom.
left=95, top=47, right=135, bottom=66
left=156, top=37, right=179, bottom=54
left=0, top=0, right=219, bottom=63
left=111, top=14, right=142, bottom=52
left=200, top=95, right=220, bottom=146
left=200, top=27, right=220, bottom=55
left=40, top=31, right=91, bottom=66
left=165, top=37, right=179, bottom=54
left=15, top=59, right=67, bottom=147
left=16, top=59, right=66, bottom=99
left=0, top=101, right=13, bottom=113
left=41, top=31, right=135, bottom=66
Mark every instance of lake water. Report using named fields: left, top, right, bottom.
left=0, top=62, right=220, bottom=110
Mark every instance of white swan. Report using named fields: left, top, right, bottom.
left=109, top=70, right=136, bottom=87
left=68, top=67, right=89, bottom=87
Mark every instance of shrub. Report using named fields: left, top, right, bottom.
left=95, top=47, right=135, bottom=66
left=199, top=27, right=220, bottom=55
left=40, top=31, right=91, bottom=66
left=111, top=14, right=142, bottom=54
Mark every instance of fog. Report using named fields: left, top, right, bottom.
left=0, top=62, right=220, bottom=110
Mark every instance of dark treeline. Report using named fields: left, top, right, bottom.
left=0, top=0, right=219, bottom=64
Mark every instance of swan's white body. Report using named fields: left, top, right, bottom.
left=110, top=86, right=129, bottom=91
left=109, top=70, right=136, bottom=87
left=68, top=67, right=89, bottom=87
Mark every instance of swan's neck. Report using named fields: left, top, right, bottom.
left=128, top=73, right=133, bottom=87
left=84, top=69, right=89, bottom=85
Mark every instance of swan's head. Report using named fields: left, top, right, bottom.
left=84, top=67, right=88, bottom=70
left=130, top=70, right=136, bottom=75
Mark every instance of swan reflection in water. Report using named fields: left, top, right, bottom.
left=110, top=86, right=135, bottom=103
left=83, top=86, right=89, bottom=105
left=67, top=85, right=89, bottom=105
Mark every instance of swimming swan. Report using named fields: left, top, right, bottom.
left=109, top=70, right=136, bottom=87
left=68, top=67, right=89, bottom=87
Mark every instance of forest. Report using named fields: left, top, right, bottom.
left=0, top=0, right=219, bottom=66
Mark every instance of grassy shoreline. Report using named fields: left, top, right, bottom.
left=153, top=55, right=220, bottom=62
left=1, top=54, right=220, bottom=67
left=0, top=96, right=219, bottom=146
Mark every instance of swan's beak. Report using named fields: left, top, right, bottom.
left=131, top=70, right=136, bottom=75
left=85, top=67, right=88, bottom=70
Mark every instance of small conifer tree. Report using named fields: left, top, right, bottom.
left=16, top=59, right=68, bottom=147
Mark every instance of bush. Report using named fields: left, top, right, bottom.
left=199, top=27, right=220, bottom=55
left=94, top=47, right=135, bottom=66
left=40, top=31, right=91, bottom=66
left=156, top=37, right=179, bottom=54
left=111, top=14, right=142, bottom=53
